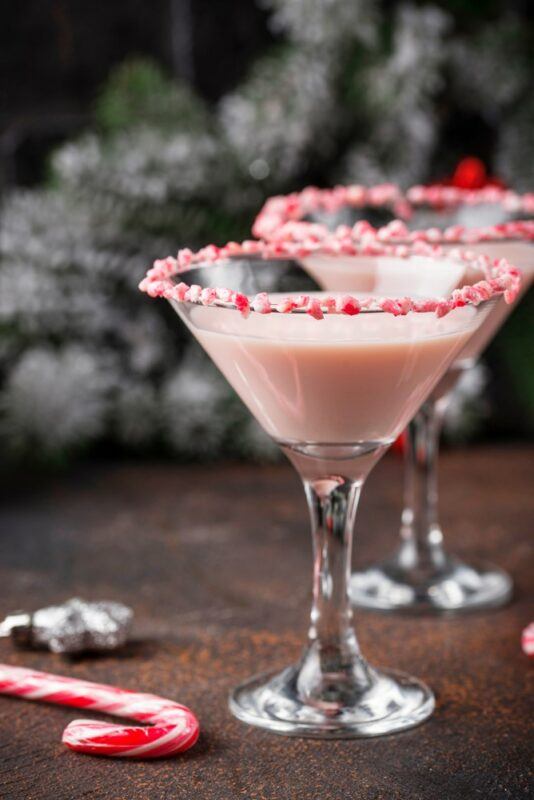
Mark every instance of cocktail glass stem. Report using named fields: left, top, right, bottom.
left=350, top=383, right=513, bottom=614
left=229, top=445, right=434, bottom=736
left=299, top=474, right=367, bottom=706
left=397, top=399, right=447, bottom=574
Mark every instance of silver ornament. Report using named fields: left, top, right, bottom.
left=0, top=598, right=133, bottom=654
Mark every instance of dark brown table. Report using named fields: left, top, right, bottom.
left=0, top=445, right=532, bottom=800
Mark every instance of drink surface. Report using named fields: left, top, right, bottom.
left=183, top=298, right=476, bottom=444
left=300, top=254, right=466, bottom=296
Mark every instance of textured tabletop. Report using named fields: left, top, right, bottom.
left=0, top=446, right=532, bottom=800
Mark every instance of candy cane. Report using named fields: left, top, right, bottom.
left=0, top=664, right=199, bottom=758
left=522, top=623, right=534, bottom=658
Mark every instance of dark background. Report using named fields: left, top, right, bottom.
left=1, top=0, right=273, bottom=188
left=3, top=0, right=533, bottom=188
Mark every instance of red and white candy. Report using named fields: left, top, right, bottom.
left=521, top=623, right=534, bottom=658
left=0, top=664, right=199, bottom=758
left=252, top=182, right=534, bottom=244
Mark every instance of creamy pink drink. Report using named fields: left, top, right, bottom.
left=300, top=254, right=466, bottom=297
left=183, top=300, right=478, bottom=444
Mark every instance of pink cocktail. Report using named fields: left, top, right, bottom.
left=254, top=184, right=533, bottom=612
left=141, top=240, right=516, bottom=736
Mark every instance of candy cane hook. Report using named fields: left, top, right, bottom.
left=0, top=664, right=199, bottom=758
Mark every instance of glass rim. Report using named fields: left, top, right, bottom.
left=139, top=243, right=520, bottom=320
left=252, top=182, right=534, bottom=245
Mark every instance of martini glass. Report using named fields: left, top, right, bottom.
left=254, top=185, right=532, bottom=613
left=141, top=245, right=501, bottom=736
left=348, top=216, right=534, bottom=613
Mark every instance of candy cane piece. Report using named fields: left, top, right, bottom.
left=0, top=664, right=199, bottom=758
left=521, top=623, right=534, bottom=658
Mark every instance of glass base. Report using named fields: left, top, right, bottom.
left=229, top=664, right=434, bottom=738
left=350, top=555, right=513, bottom=614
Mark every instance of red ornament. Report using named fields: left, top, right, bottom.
left=451, top=157, right=488, bottom=189
left=434, top=157, right=506, bottom=190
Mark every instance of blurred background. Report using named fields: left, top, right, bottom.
left=1, top=0, right=533, bottom=469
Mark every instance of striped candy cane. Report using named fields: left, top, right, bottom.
left=0, top=664, right=199, bottom=758
left=522, top=623, right=534, bottom=658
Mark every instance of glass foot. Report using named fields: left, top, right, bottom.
left=229, top=664, right=434, bottom=738
left=350, top=555, right=513, bottom=614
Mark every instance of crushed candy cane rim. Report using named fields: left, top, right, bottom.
left=406, top=184, right=534, bottom=214
left=139, top=239, right=522, bottom=320
left=252, top=184, right=410, bottom=240
left=336, top=218, right=534, bottom=246
left=253, top=184, right=534, bottom=245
